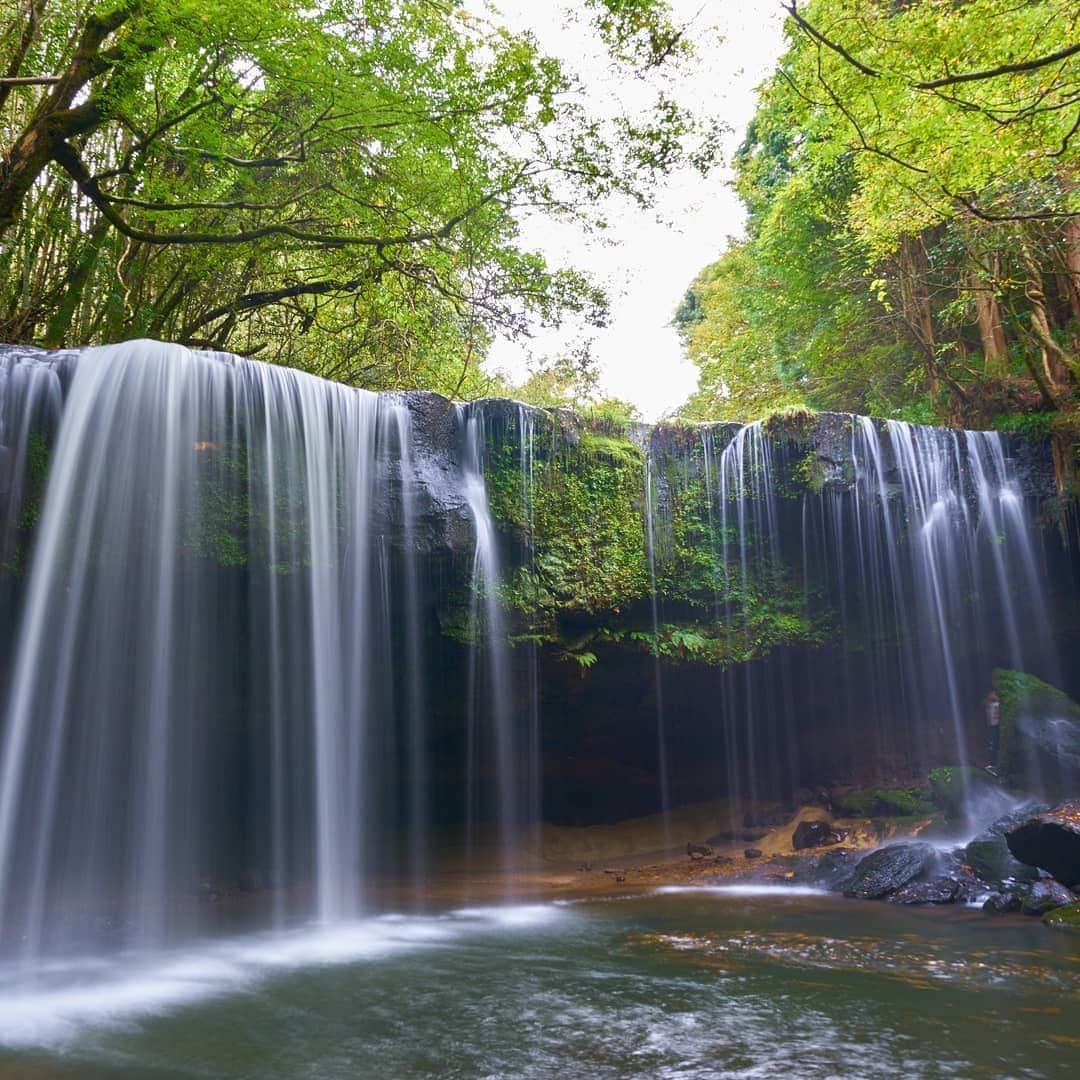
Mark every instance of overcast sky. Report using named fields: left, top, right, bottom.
left=484, top=1, right=788, bottom=419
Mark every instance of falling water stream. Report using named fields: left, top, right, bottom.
left=0, top=342, right=1072, bottom=1078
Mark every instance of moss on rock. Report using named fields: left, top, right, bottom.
left=835, top=787, right=935, bottom=819
left=993, top=669, right=1080, bottom=792
left=1043, top=902, right=1080, bottom=931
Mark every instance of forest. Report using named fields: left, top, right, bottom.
left=0, top=0, right=708, bottom=396
left=675, top=0, right=1079, bottom=484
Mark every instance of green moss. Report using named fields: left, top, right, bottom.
left=1, top=432, right=53, bottom=577
left=793, top=450, right=828, bottom=494
left=928, top=765, right=1000, bottom=819
left=1043, top=902, right=1080, bottom=931
left=577, top=431, right=644, bottom=468
left=836, top=787, right=934, bottom=818
left=479, top=409, right=829, bottom=666
left=761, top=406, right=817, bottom=442
left=993, top=668, right=1080, bottom=783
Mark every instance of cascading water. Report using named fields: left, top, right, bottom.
left=458, top=403, right=531, bottom=876
left=0, top=343, right=535, bottom=965
left=643, top=449, right=672, bottom=843
left=690, top=413, right=1062, bottom=817
left=0, top=340, right=1069, bottom=978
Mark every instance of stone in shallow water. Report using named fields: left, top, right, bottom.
left=887, top=876, right=959, bottom=905
left=1006, top=802, right=1080, bottom=887
left=744, top=848, right=763, bottom=860
left=965, top=804, right=1045, bottom=886
left=792, top=819, right=846, bottom=851
left=843, top=842, right=937, bottom=899
left=983, top=891, right=1024, bottom=914
left=1021, top=880, right=1076, bottom=917
left=1043, top=901, right=1080, bottom=930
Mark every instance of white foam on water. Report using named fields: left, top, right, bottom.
left=0, top=904, right=565, bottom=1048
left=654, top=884, right=830, bottom=898
left=449, top=903, right=564, bottom=927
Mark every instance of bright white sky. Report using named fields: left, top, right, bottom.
left=485, top=1, right=788, bottom=419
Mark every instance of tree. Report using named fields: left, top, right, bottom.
left=679, top=0, right=1079, bottom=442
left=0, top=0, right=716, bottom=396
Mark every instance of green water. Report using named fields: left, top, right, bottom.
left=1, top=886, right=1076, bottom=1078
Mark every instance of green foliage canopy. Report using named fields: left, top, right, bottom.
left=0, top=0, right=716, bottom=396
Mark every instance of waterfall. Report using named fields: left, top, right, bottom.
left=0, top=343, right=536, bottom=963
left=459, top=404, right=528, bottom=876
left=689, top=413, right=1061, bottom=812
left=0, top=340, right=1067, bottom=970
left=643, top=450, right=672, bottom=842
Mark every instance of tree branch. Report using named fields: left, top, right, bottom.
left=0, top=75, right=61, bottom=86
left=53, top=141, right=510, bottom=249
left=784, top=2, right=880, bottom=79
left=915, top=42, right=1080, bottom=89
left=786, top=1, right=1079, bottom=91
left=179, top=270, right=389, bottom=338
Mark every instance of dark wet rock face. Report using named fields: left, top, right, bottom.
left=791, top=849, right=859, bottom=893
left=928, top=767, right=1012, bottom=825
left=792, top=819, right=846, bottom=851
left=1021, top=880, right=1076, bottom=917
left=887, top=877, right=959, bottom=905
left=1006, top=802, right=1080, bottom=887
left=983, top=891, right=1024, bottom=915
left=843, top=842, right=938, bottom=899
left=995, top=670, right=1080, bottom=799
left=743, top=805, right=794, bottom=829
left=965, top=805, right=1045, bottom=886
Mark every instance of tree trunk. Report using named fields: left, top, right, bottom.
left=1021, top=243, right=1077, bottom=388
left=1063, top=214, right=1080, bottom=333
left=973, top=255, right=1009, bottom=377
left=0, top=7, right=133, bottom=239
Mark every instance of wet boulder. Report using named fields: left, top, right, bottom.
left=832, top=786, right=934, bottom=819
left=1005, top=802, right=1080, bottom=887
left=928, top=766, right=1011, bottom=824
left=886, top=876, right=959, bottom=905
left=994, top=670, right=1080, bottom=799
left=789, top=848, right=858, bottom=892
left=1043, top=902, right=1080, bottom=931
left=792, top=819, right=846, bottom=851
left=744, top=847, right=763, bottom=860
left=844, top=842, right=938, bottom=899
left=983, top=891, right=1024, bottom=915
left=1020, top=880, right=1075, bottom=917
left=964, top=804, right=1045, bottom=886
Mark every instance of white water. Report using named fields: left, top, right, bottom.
left=0, top=904, right=565, bottom=1049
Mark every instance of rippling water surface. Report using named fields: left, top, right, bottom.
left=1, top=889, right=1077, bottom=1078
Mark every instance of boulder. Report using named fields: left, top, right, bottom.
left=789, top=848, right=858, bottom=892
left=844, top=842, right=937, bottom=900
left=1043, top=902, right=1080, bottom=931
left=833, top=786, right=934, bottom=819
left=792, top=819, right=846, bottom=851
left=744, top=847, right=763, bottom=860
left=994, top=670, right=1080, bottom=798
left=928, top=766, right=1011, bottom=824
left=983, top=891, right=1024, bottom=915
left=1005, top=802, right=1080, bottom=887
left=886, top=876, right=959, bottom=905
left=1020, top=880, right=1075, bottom=917
left=964, top=804, right=1045, bottom=886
